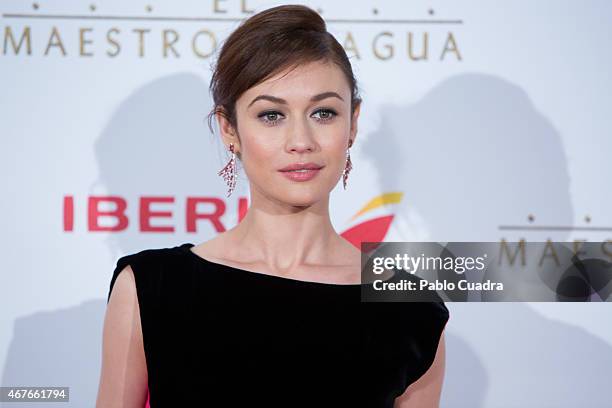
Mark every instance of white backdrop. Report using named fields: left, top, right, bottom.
left=1, top=1, right=611, bottom=406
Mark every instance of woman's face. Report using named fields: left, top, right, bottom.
left=221, top=60, right=360, bottom=208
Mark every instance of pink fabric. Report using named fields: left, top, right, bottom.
left=145, top=389, right=150, bottom=408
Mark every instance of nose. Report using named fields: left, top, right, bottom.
left=285, top=119, right=317, bottom=154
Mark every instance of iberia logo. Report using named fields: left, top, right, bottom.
left=340, top=192, right=403, bottom=249
left=63, top=192, right=403, bottom=244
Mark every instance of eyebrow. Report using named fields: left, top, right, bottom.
left=247, top=91, right=344, bottom=108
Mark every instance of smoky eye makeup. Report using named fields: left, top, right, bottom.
left=256, top=107, right=339, bottom=126
left=312, top=107, right=338, bottom=121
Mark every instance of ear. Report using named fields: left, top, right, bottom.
left=349, top=101, right=361, bottom=147
left=216, top=108, right=241, bottom=153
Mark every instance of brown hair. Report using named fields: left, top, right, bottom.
left=207, top=4, right=362, bottom=137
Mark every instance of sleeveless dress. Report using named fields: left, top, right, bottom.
left=107, top=243, right=449, bottom=408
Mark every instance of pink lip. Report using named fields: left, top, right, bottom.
left=278, top=167, right=323, bottom=182
left=279, top=162, right=324, bottom=172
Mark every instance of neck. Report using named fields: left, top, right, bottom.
left=229, top=187, right=339, bottom=272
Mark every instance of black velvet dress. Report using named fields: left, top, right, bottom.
left=107, top=243, right=449, bottom=408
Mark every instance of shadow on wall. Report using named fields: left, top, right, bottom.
left=363, top=72, right=573, bottom=241
left=442, top=302, right=612, bottom=408
left=443, top=331, right=488, bottom=408
left=360, top=73, right=612, bottom=407
left=2, top=73, right=227, bottom=407
left=2, top=300, right=104, bottom=407
left=92, top=72, right=247, bottom=257
left=2, top=73, right=611, bottom=407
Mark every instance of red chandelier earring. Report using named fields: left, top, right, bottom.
left=342, top=139, right=353, bottom=190
left=218, top=143, right=237, bottom=197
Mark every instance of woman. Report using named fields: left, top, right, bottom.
left=97, top=5, right=449, bottom=408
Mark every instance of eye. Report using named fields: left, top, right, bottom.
left=257, top=108, right=338, bottom=126
left=257, top=110, right=284, bottom=126
left=312, top=108, right=337, bottom=122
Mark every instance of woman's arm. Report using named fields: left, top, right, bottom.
left=96, top=265, right=148, bottom=408
left=394, top=330, right=447, bottom=408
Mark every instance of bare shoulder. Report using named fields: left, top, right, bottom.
left=110, top=264, right=137, bottom=299
left=96, top=265, right=148, bottom=407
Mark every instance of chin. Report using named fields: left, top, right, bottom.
left=276, top=188, right=326, bottom=207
